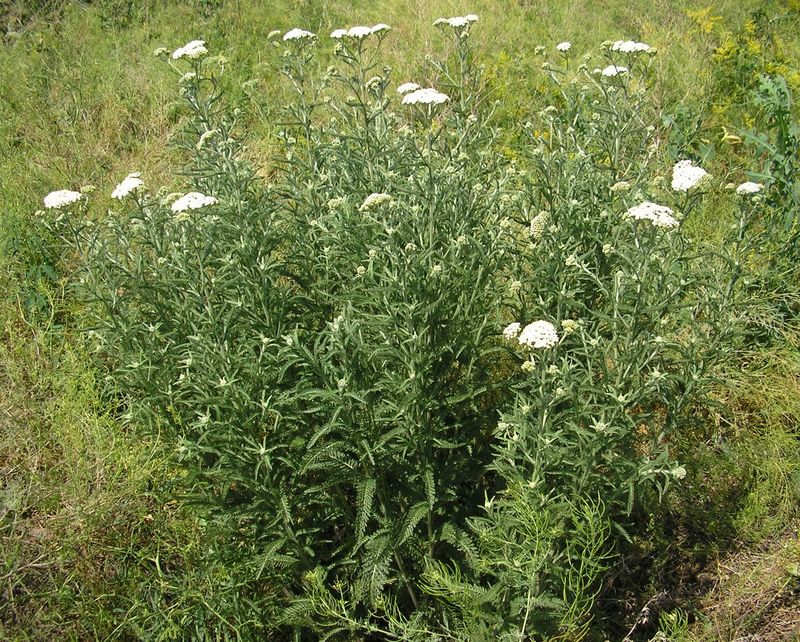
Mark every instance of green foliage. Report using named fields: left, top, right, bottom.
left=39, top=19, right=783, bottom=639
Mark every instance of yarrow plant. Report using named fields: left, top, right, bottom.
left=671, top=159, right=709, bottom=191
left=45, top=17, right=763, bottom=641
left=736, top=180, right=764, bottom=195
left=170, top=191, right=217, bottom=212
left=111, top=172, right=144, bottom=200
left=171, top=39, right=207, bottom=60
left=401, top=87, right=450, bottom=105
left=44, top=189, right=82, bottom=209
left=625, top=201, right=680, bottom=228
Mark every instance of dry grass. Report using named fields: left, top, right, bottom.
left=695, top=524, right=800, bottom=641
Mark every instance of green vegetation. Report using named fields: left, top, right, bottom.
left=1, top=1, right=799, bottom=640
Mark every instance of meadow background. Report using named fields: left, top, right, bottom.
left=0, top=0, right=799, bottom=640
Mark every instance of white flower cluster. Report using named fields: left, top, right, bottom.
left=111, top=172, right=144, bottom=200
left=601, top=65, right=628, bottom=77
left=504, top=320, right=559, bottom=349
left=556, top=41, right=571, bottom=52
left=671, top=160, right=708, bottom=192
left=503, top=322, right=521, bottom=340
left=401, top=87, right=449, bottom=105
left=283, top=28, right=315, bottom=42
left=44, top=189, right=82, bottom=209
left=611, top=40, right=651, bottom=53
left=529, top=210, right=550, bottom=239
left=625, top=201, right=679, bottom=229
left=396, top=82, right=420, bottom=94
left=172, top=40, right=207, bottom=60
left=171, top=191, right=218, bottom=213
left=736, top=181, right=764, bottom=195
left=330, top=24, right=390, bottom=39
left=359, top=192, right=392, bottom=211
left=433, top=14, right=478, bottom=28
left=518, top=320, right=560, bottom=349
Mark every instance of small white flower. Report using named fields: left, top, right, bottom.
left=172, top=39, right=207, bottom=60
left=601, top=65, right=628, bottom=77
left=283, top=28, right=315, bottom=41
left=503, top=322, right=521, bottom=340
left=509, top=280, right=522, bottom=294
left=370, top=23, right=391, bottom=34
left=671, top=465, right=687, bottom=479
left=330, top=28, right=347, bottom=39
left=44, top=189, right=82, bottom=209
left=611, top=40, right=651, bottom=53
left=171, top=191, right=218, bottom=213
left=671, top=160, right=709, bottom=191
left=153, top=46, right=169, bottom=57
left=518, top=320, right=560, bottom=349
left=610, top=180, right=631, bottom=192
left=267, top=30, right=282, bottom=40
left=359, top=192, right=392, bottom=211
left=556, top=41, right=571, bottom=52
left=625, top=201, right=679, bottom=229
left=402, top=87, right=450, bottom=105
left=521, top=359, right=536, bottom=373
left=548, top=364, right=559, bottom=374
left=736, top=181, right=764, bottom=195
left=397, top=82, right=420, bottom=94
left=111, top=173, right=144, bottom=200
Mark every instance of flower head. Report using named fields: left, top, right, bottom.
left=601, top=64, right=628, bottom=77
left=396, top=82, right=420, bottom=94
left=111, top=172, right=144, bottom=200
left=611, top=40, right=651, bottom=53
left=625, top=201, right=679, bottom=229
left=171, top=191, right=218, bottom=213
left=529, top=210, right=550, bottom=239
left=283, top=28, right=315, bottom=42
left=671, top=160, right=709, bottom=192
left=332, top=24, right=391, bottom=40
left=402, top=87, right=449, bottom=105
left=434, top=14, right=478, bottom=28
left=44, top=189, right=82, bottom=209
left=172, top=40, right=207, bottom=60
left=359, top=192, right=392, bottom=211
left=346, top=26, right=371, bottom=38
left=518, top=320, right=559, bottom=349
left=736, top=181, right=764, bottom=195
left=556, top=41, right=572, bottom=52
left=503, top=322, right=522, bottom=340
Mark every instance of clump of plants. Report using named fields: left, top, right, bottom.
left=42, top=17, right=789, bottom=640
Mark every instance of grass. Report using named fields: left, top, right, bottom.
left=1, top=0, right=799, bottom=639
